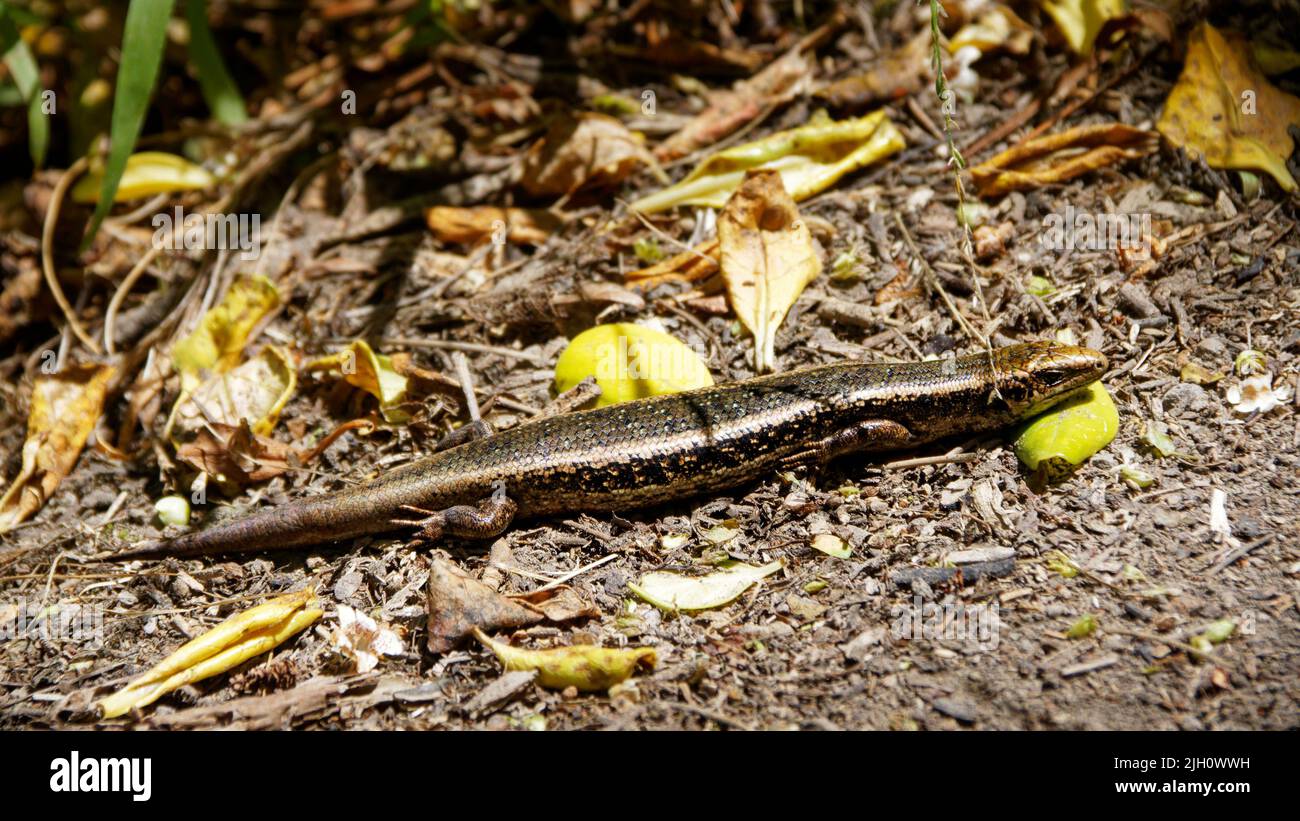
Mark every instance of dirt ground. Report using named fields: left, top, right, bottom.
left=1, top=1, right=1297, bottom=730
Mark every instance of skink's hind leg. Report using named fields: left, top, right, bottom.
left=779, top=419, right=914, bottom=471
left=396, top=481, right=517, bottom=546
left=432, top=419, right=492, bottom=453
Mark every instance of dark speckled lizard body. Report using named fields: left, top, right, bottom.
left=111, top=342, right=1107, bottom=560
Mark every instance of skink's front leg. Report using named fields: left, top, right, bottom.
left=396, top=481, right=517, bottom=546
left=431, top=419, right=493, bottom=453
left=779, top=419, right=913, bottom=471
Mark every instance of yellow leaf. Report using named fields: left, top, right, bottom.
left=1014, top=381, right=1119, bottom=483
left=99, top=589, right=320, bottom=718
left=172, top=345, right=296, bottom=442
left=717, top=170, right=821, bottom=372
left=970, top=123, right=1155, bottom=196
left=629, top=110, right=905, bottom=213
left=0, top=364, right=114, bottom=532
left=71, top=151, right=217, bottom=203
left=810, top=533, right=852, bottom=559
left=172, top=275, right=280, bottom=394
left=473, top=628, right=656, bottom=692
left=305, top=339, right=410, bottom=423
left=1157, top=23, right=1300, bottom=192
left=554, top=323, right=713, bottom=407
left=629, top=559, right=783, bottom=612
left=1038, top=0, right=1126, bottom=56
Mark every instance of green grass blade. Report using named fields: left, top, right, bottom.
left=184, top=0, right=246, bottom=125
left=0, top=2, right=50, bottom=167
left=82, top=0, right=177, bottom=249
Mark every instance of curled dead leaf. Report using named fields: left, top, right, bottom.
left=814, top=31, right=930, bottom=110
left=970, top=123, right=1156, bottom=197
left=0, top=364, right=115, bottom=532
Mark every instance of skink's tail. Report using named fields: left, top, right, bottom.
left=107, top=497, right=382, bottom=561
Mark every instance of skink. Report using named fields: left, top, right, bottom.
left=111, top=341, right=1107, bottom=560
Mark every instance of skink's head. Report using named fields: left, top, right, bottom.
left=989, top=342, right=1109, bottom=418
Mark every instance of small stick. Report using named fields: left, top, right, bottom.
left=893, top=212, right=985, bottom=347
left=41, top=157, right=100, bottom=352
left=452, top=352, right=481, bottom=422
left=880, top=451, right=979, bottom=471
left=104, top=245, right=163, bottom=355
left=532, top=553, right=619, bottom=594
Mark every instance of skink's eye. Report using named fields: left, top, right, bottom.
left=1037, top=368, right=1068, bottom=386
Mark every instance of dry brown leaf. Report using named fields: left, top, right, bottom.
left=814, top=31, right=930, bottom=111
left=0, top=364, right=114, bottom=532
left=1157, top=23, right=1300, bottom=192
left=512, top=586, right=600, bottom=623
left=970, top=123, right=1156, bottom=196
left=425, top=206, right=563, bottom=246
left=718, top=170, right=821, bottom=372
left=175, top=420, right=294, bottom=486
left=521, top=112, right=655, bottom=197
left=655, top=49, right=811, bottom=162
left=426, top=558, right=543, bottom=653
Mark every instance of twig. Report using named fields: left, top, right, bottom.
left=373, top=337, right=548, bottom=367
left=893, top=212, right=984, bottom=346
left=1207, top=534, right=1274, bottom=575
left=452, top=352, right=481, bottom=422
left=41, top=157, right=100, bottom=353
left=664, top=700, right=756, bottom=731
left=532, top=553, right=619, bottom=594
left=104, top=245, right=163, bottom=355
left=880, top=451, right=979, bottom=471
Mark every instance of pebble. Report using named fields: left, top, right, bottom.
left=1161, top=382, right=1211, bottom=417
left=1197, top=335, right=1228, bottom=359
left=932, top=696, right=978, bottom=724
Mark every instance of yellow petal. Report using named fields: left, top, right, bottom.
left=100, top=607, right=321, bottom=718
left=629, top=111, right=904, bottom=213
left=554, top=323, right=713, bottom=406
left=473, top=629, right=656, bottom=692
left=1038, top=0, right=1127, bottom=56
left=305, top=339, right=411, bottom=422
left=98, top=589, right=319, bottom=718
left=629, top=559, right=783, bottom=612
left=171, top=275, right=280, bottom=394
left=72, top=152, right=216, bottom=203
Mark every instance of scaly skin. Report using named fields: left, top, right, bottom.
left=111, top=342, right=1107, bottom=560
